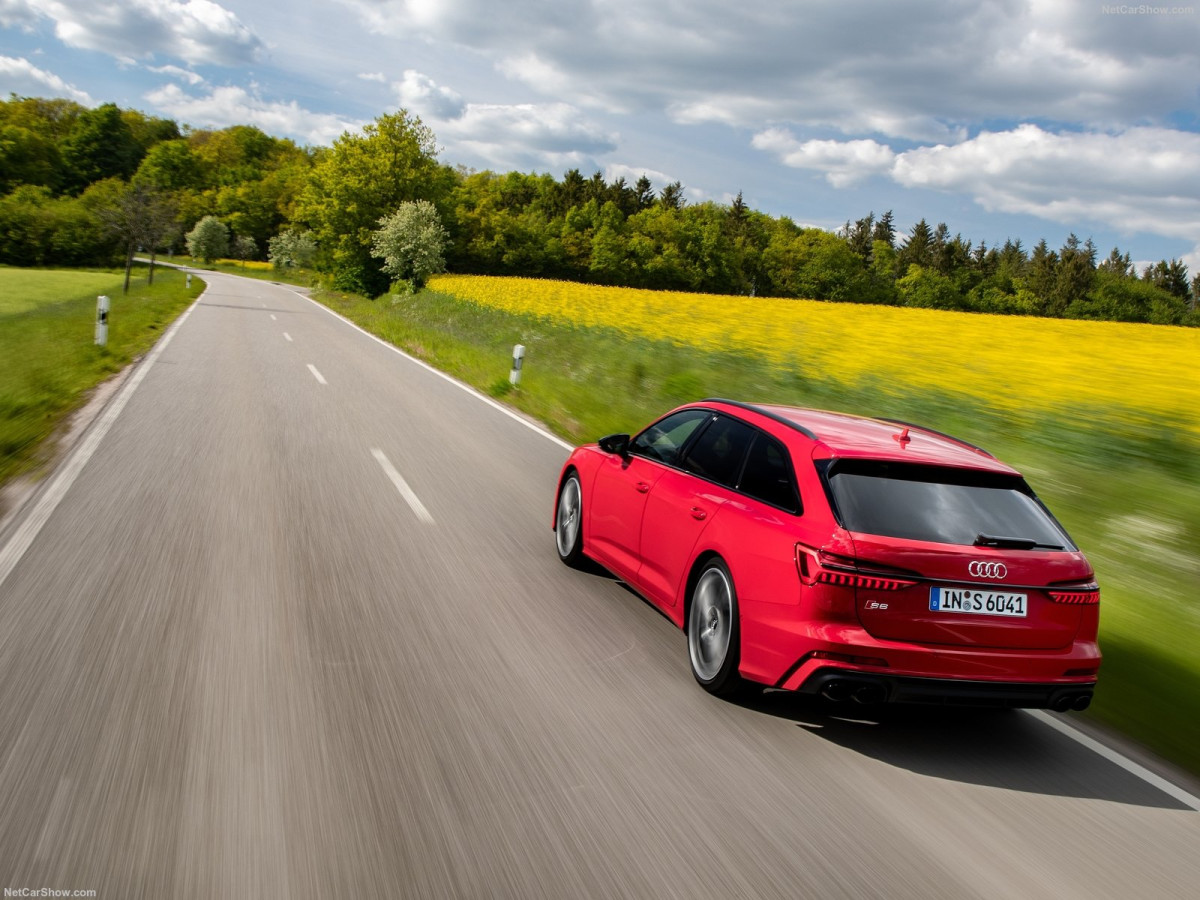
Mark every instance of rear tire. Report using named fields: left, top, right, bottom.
left=555, top=473, right=585, bottom=568
left=688, top=559, right=744, bottom=696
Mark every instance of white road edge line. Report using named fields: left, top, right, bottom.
left=0, top=296, right=202, bottom=591
left=290, top=289, right=573, bottom=452
left=286, top=284, right=1199, bottom=810
left=307, top=364, right=327, bottom=385
left=371, top=448, right=434, bottom=524
left=1026, top=710, right=1200, bottom=811
left=284, top=332, right=293, bottom=342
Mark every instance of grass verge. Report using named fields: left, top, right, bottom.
left=0, top=264, right=203, bottom=487
left=315, top=284, right=1200, bottom=778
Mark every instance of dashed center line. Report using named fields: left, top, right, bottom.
left=307, top=364, right=327, bottom=384
left=284, top=332, right=293, bottom=342
left=371, top=448, right=434, bottom=524
left=270, top=314, right=277, bottom=321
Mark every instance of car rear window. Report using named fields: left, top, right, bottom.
left=825, top=461, right=1075, bottom=549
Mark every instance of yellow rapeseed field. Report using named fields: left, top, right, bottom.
left=430, top=274, right=1200, bottom=434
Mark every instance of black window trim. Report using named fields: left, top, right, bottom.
left=632, top=406, right=804, bottom=516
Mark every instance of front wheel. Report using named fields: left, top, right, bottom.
left=688, top=559, right=744, bottom=696
left=555, top=473, right=585, bottom=568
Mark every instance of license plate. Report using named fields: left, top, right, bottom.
left=930, top=587, right=1027, bottom=617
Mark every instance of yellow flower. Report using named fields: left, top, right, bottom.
left=430, top=275, right=1200, bottom=434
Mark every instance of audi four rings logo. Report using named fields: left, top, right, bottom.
left=969, top=561, right=1007, bottom=579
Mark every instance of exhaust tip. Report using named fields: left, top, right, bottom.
left=820, top=680, right=850, bottom=702
left=1071, top=693, right=1092, bottom=711
left=852, top=685, right=886, bottom=705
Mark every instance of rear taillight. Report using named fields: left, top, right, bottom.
left=1048, top=585, right=1100, bottom=605
left=795, top=544, right=917, bottom=591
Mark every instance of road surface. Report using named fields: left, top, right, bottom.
left=1, top=270, right=1197, bottom=899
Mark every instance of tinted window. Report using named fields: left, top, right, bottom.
left=630, top=409, right=710, bottom=465
left=738, top=433, right=801, bottom=513
left=827, top=462, right=1074, bottom=548
left=680, top=415, right=755, bottom=487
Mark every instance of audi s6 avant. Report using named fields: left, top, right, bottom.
left=552, top=400, right=1100, bottom=711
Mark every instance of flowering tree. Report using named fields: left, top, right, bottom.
left=370, top=200, right=448, bottom=289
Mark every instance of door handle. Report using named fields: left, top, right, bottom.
left=690, top=507, right=707, bottom=521
left=636, top=482, right=651, bottom=493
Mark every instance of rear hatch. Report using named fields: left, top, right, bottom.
left=824, top=459, right=1094, bottom=650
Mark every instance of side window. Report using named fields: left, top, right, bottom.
left=679, top=415, right=755, bottom=487
left=630, top=409, right=711, bottom=465
left=738, top=433, right=801, bottom=513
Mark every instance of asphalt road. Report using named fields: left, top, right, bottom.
left=1, top=271, right=1197, bottom=899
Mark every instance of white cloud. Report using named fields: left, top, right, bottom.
left=892, top=125, right=1200, bottom=240
left=145, top=83, right=359, bottom=145
left=443, top=102, right=618, bottom=172
left=389, top=69, right=617, bottom=172
left=7, top=0, right=263, bottom=66
left=334, top=0, right=1200, bottom=140
left=756, top=123, right=1200, bottom=244
left=604, top=163, right=675, bottom=192
left=395, top=69, right=465, bottom=120
left=752, top=130, right=896, bottom=187
left=0, top=54, right=93, bottom=103
left=0, top=0, right=40, bottom=29
left=147, top=63, right=205, bottom=85
left=357, top=71, right=386, bottom=83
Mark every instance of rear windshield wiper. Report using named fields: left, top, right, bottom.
left=973, top=534, right=1064, bottom=550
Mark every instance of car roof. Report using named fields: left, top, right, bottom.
left=698, top=399, right=1021, bottom=475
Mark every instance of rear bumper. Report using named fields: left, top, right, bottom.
left=738, top=605, right=1101, bottom=709
left=797, top=667, right=1097, bottom=711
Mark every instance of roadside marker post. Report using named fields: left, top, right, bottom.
left=510, top=344, right=526, bottom=387
left=95, top=295, right=110, bottom=346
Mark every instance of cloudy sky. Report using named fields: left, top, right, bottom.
left=3, top=0, right=1199, bottom=270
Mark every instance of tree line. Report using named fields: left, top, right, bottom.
left=2, top=95, right=1196, bottom=324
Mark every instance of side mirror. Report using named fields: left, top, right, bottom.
left=598, top=433, right=631, bottom=457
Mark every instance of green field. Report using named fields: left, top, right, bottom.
left=313, top=284, right=1200, bottom=778
left=0, top=265, right=203, bottom=486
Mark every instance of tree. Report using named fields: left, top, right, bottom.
left=233, top=234, right=258, bottom=266
left=897, top=264, right=964, bottom=310
left=658, top=181, right=686, bottom=210
left=896, top=219, right=933, bottom=272
left=93, top=180, right=178, bottom=291
left=296, top=110, right=444, bottom=295
left=60, top=103, right=143, bottom=194
left=370, top=200, right=449, bottom=289
left=186, top=215, right=229, bottom=263
left=1145, top=259, right=1189, bottom=300
left=872, top=210, right=896, bottom=248
left=268, top=228, right=317, bottom=270
left=1052, top=233, right=1095, bottom=316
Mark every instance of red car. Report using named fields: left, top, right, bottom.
left=553, top=400, right=1100, bottom=710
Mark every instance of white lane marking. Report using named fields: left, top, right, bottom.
left=0, top=297, right=201, bottom=590
left=270, top=314, right=277, bottom=321
left=289, top=283, right=1200, bottom=810
left=290, top=289, right=572, bottom=451
left=307, top=364, right=327, bottom=385
left=284, top=332, right=293, bottom=342
left=1027, top=710, right=1200, bottom=811
left=371, top=448, right=434, bottom=524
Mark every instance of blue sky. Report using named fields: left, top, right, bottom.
left=3, top=0, right=1199, bottom=271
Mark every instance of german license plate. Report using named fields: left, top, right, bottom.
left=930, top=587, right=1027, bottom=617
